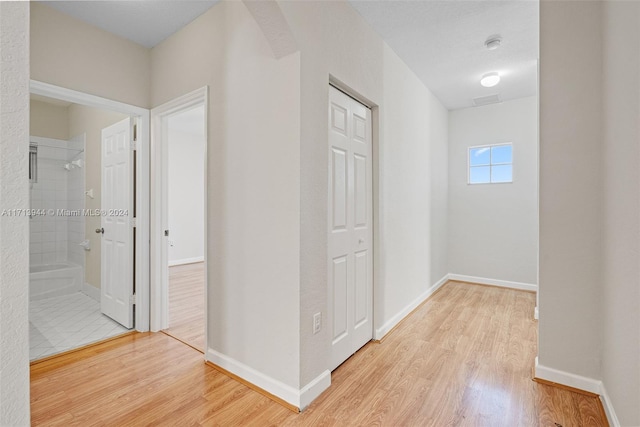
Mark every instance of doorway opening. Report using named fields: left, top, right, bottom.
left=161, top=105, right=206, bottom=352
left=28, top=82, right=150, bottom=361
left=150, top=88, right=208, bottom=354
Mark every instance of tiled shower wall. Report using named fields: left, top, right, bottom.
left=67, top=136, right=85, bottom=267
left=29, top=137, right=85, bottom=268
left=30, top=156, right=69, bottom=266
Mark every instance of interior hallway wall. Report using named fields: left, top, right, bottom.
left=151, top=1, right=302, bottom=389
left=0, top=2, right=31, bottom=425
left=448, top=96, right=538, bottom=286
left=278, top=0, right=449, bottom=388
left=601, top=1, right=640, bottom=424
left=30, top=3, right=150, bottom=109
left=538, top=0, right=603, bottom=385
left=29, top=99, right=69, bottom=140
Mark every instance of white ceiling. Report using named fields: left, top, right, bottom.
left=41, top=1, right=219, bottom=49
left=349, top=1, right=539, bottom=110
left=40, top=1, right=538, bottom=110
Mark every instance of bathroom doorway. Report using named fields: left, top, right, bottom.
left=28, top=83, right=150, bottom=361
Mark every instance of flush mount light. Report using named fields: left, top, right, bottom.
left=480, top=72, right=500, bottom=88
left=485, top=36, right=502, bottom=51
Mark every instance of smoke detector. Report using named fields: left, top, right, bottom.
left=485, top=36, right=502, bottom=51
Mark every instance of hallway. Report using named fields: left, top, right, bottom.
left=30, top=281, right=607, bottom=426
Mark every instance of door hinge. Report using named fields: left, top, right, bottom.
left=131, top=218, right=137, bottom=227
left=131, top=141, right=137, bottom=151
left=130, top=294, right=136, bottom=304
left=133, top=123, right=138, bottom=142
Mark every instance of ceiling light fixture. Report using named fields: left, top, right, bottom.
left=485, top=35, right=502, bottom=51
left=480, top=72, right=500, bottom=88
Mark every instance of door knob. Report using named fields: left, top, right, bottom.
left=95, top=228, right=104, bottom=234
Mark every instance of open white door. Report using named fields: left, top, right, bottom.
left=328, top=86, right=373, bottom=371
left=101, top=117, right=134, bottom=328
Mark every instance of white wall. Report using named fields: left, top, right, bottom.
left=538, top=0, right=603, bottom=381
left=30, top=3, right=150, bottom=108
left=167, top=109, right=205, bottom=265
left=0, top=2, right=31, bottom=425
left=153, top=0, right=449, bottom=404
left=601, top=1, right=640, bottom=425
left=448, top=97, right=538, bottom=286
left=30, top=99, right=69, bottom=140
left=151, top=1, right=302, bottom=390
left=539, top=3, right=640, bottom=424
left=278, top=0, right=449, bottom=389
left=379, top=44, right=450, bottom=330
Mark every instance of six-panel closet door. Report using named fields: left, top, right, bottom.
left=328, top=86, right=373, bottom=371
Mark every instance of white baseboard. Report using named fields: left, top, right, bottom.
left=206, top=348, right=331, bottom=410
left=374, top=274, right=449, bottom=340
left=534, top=357, right=602, bottom=394
left=599, top=383, right=621, bottom=427
left=168, top=256, right=204, bottom=267
left=535, top=358, right=620, bottom=426
left=299, top=370, right=331, bottom=410
left=448, top=273, right=537, bottom=292
left=82, top=282, right=100, bottom=301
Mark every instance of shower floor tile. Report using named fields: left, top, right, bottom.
left=29, top=292, right=131, bottom=361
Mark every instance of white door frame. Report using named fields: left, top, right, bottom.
left=30, top=80, right=151, bottom=332
left=149, top=87, right=208, bottom=345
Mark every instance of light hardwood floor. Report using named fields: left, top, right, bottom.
left=163, top=262, right=205, bottom=352
left=30, top=281, right=608, bottom=426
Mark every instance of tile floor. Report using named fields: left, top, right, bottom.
left=30, top=291, right=131, bottom=361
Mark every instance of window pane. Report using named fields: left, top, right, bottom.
left=491, top=164, right=512, bottom=183
left=470, top=166, right=490, bottom=184
left=491, top=145, right=512, bottom=164
left=469, top=147, right=490, bottom=166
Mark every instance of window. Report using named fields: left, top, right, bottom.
left=468, top=143, right=512, bottom=184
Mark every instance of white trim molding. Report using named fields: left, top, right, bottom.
left=374, top=274, right=449, bottom=340
left=599, top=384, right=621, bottom=427
left=534, top=358, right=620, bottom=426
left=168, top=256, right=204, bottom=267
left=534, top=357, right=602, bottom=395
left=448, top=273, right=537, bottom=292
left=206, top=349, right=331, bottom=410
left=299, top=370, right=331, bottom=410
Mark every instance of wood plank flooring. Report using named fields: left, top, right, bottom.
left=30, top=281, right=608, bottom=426
left=163, top=262, right=205, bottom=352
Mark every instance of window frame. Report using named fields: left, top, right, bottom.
left=467, top=142, right=513, bottom=185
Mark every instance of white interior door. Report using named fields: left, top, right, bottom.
left=101, top=117, right=134, bottom=328
left=328, top=86, right=373, bottom=371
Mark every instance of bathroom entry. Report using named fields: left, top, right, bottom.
left=28, top=93, right=137, bottom=361
left=151, top=88, right=208, bottom=353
